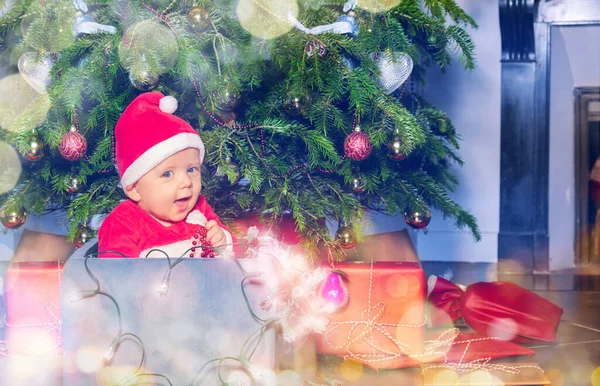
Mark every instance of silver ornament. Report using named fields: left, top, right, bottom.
left=376, top=52, right=413, bottom=95
left=17, top=53, right=54, bottom=95
left=336, top=13, right=359, bottom=38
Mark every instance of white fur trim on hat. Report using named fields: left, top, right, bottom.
left=120, top=132, right=204, bottom=189
left=159, top=96, right=178, bottom=114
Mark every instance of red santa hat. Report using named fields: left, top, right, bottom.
left=115, top=92, right=205, bottom=189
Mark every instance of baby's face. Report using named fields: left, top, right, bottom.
left=126, top=148, right=201, bottom=227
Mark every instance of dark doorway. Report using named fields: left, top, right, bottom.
left=575, top=87, right=600, bottom=265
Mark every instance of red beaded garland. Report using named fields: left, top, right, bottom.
left=190, top=225, right=215, bottom=258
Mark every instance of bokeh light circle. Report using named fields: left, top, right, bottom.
left=118, top=20, right=178, bottom=76
left=0, top=141, right=22, bottom=194
left=0, top=74, right=50, bottom=133
left=236, top=0, right=298, bottom=40
left=358, top=0, right=403, bottom=13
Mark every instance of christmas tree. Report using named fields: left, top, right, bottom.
left=0, top=0, right=480, bottom=259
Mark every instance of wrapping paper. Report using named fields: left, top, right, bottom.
left=316, top=261, right=426, bottom=369
left=428, top=275, right=563, bottom=343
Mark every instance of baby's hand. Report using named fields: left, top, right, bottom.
left=206, top=220, right=226, bottom=247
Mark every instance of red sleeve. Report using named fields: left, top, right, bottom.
left=196, top=196, right=243, bottom=257
left=98, top=210, right=141, bottom=258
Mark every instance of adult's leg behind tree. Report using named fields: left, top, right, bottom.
left=11, top=229, right=75, bottom=262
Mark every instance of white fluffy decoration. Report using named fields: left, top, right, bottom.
left=159, top=95, right=178, bottom=114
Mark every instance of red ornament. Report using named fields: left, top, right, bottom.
left=344, top=126, right=372, bottom=161
left=58, top=127, right=87, bottom=161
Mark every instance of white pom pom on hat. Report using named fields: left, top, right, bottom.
left=159, top=95, right=178, bottom=114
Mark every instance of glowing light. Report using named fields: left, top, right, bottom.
left=226, top=369, right=252, bottom=386
left=432, top=369, right=459, bottom=385
left=358, top=0, right=403, bottom=12
left=236, top=0, right=298, bottom=40
left=95, top=365, right=140, bottom=386
left=0, top=141, right=22, bottom=194
left=592, top=366, right=600, bottom=386
left=546, top=369, right=564, bottom=386
left=486, top=318, right=518, bottom=341
left=0, top=74, right=50, bottom=133
left=340, top=359, right=363, bottom=381
left=386, top=274, right=420, bottom=298
left=75, top=346, right=104, bottom=373
left=460, top=369, right=504, bottom=385
left=118, top=20, right=177, bottom=76
left=277, top=370, right=304, bottom=386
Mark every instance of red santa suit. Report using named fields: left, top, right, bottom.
left=98, top=196, right=234, bottom=258
left=97, top=91, right=236, bottom=258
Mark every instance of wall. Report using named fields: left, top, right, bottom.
left=549, top=25, right=600, bottom=270
left=417, top=0, right=501, bottom=262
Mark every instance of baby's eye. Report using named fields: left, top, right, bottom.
left=188, top=167, right=199, bottom=173
left=162, top=171, right=173, bottom=178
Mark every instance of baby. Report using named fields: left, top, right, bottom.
left=98, top=92, right=234, bottom=258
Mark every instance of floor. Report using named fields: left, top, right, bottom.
left=0, top=261, right=599, bottom=385
left=309, top=262, right=600, bottom=386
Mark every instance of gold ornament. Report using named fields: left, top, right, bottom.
left=23, top=131, right=45, bottom=161
left=282, top=91, right=311, bottom=117
left=0, top=206, right=27, bottom=230
left=387, top=134, right=406, bottom=161
left=335, top=222, right=357, bottom=249
left=188, top=5, right=211, bottom=32
left=73, top=225, right=94, bottom=248
left=404, top=206, right=431, bottom=230
left=66, top=174, right=82, bottom=194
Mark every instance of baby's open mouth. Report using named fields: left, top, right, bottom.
left=175, top=197, right=191, bottom=208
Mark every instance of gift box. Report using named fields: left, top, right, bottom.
left=1, top=261, right=64, bottom=385
left=2, top=261, right=64, bottom=356
left=316, top=231, right=426, bottom=370
left=60, top=257, right=278, bottom=386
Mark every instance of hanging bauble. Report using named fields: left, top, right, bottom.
left=336, top=11, right=359, bottom=39
left=59, top=126, right=87, bottom=161
left=282, top=91, right=312, bottom=117
left=350, top=174, right=364, bottom=194
left=320, top=271, right=349, bottom=310
left=306, top=40, right=327, bottom=58
left=335, top=222, right=357, bottom=249
left=0, top=206, right=27, bottom=230
left=387, top=134, right=406, bottom=161
left=217, top=86, right=240, bottom=111
left=188, top=4, right=211, bottom=32
left=215, top=159, right=241, bottom=186
left=404, top=206, right=431, bottom=230
left=73, top=224, right=94, bottom=248
left=129, top=70, right=159, bottom=91
left=17, top=52, right=54, bottom=95
left=217, top=110, right=237, bottom=126
left=344, top=126, right=372, bottom=161
left=23, top=131, right=45, bottom=161
left=66, top=174, right=82, bottom=194
left=375, top=52, right=413, bottom=95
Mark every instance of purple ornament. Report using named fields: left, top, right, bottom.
left=320, top=272, right=349, bottom=309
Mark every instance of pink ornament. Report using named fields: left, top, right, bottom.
left=344, top=127, right=372, bottom=161
left=59, top=127, right=87, bottom=161
left=320, top=271, right=349, bottom=309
